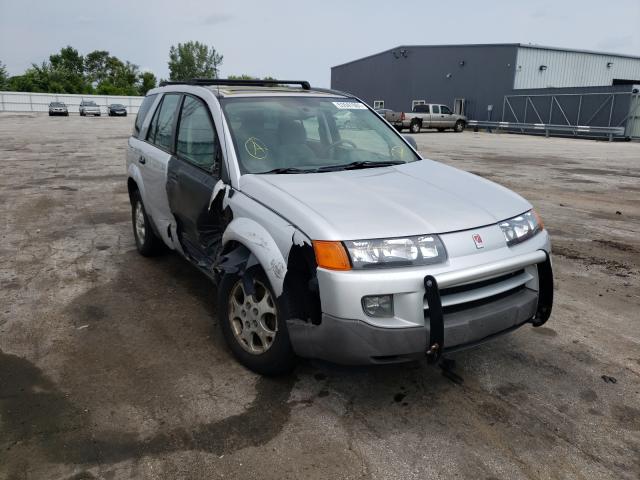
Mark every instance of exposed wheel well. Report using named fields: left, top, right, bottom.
left=282, top=243, right=321, bottom=325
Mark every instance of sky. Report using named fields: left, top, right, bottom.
left=1, top=0, right=639, bottom=88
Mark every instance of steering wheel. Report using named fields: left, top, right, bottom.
left=326, top=139, right=357, bottom=157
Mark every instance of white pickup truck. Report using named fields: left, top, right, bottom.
left=382, top=104, right=467, bottom=133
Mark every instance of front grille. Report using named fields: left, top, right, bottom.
left=424, top=268, right=534, bottom=316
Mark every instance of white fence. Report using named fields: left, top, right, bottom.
left=0, top=91, right=144, bottom=115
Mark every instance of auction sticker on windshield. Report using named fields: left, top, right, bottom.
left=333, top=101, right=367, bottom=110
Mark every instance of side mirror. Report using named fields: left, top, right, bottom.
left=403, top=135, right=418, bottom=150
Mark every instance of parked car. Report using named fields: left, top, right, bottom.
left=79, top=100, right=101, bottom=116
left=108, top=104, right=127, bottom=116
left=382, top=104, right=467, bottom=133
left=48, top=102, right=68, bottom=116
left=127, top=79, right=553, bottom=375
left=374, top=108, right=393, bottom=117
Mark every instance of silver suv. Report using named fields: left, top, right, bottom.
left=126, top=79, right=553, bottom=375
left=79, top=100, right=101, bottom=116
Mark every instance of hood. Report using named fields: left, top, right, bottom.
left=239, top=160, right=531, bottom=241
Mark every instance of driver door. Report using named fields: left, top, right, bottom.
left=166, top=94, right=224, bottom=269
left=439, top=105, right=456, bottom=128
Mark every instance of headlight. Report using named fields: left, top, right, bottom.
left=499, top=210, right=543, bottom=246
left=344, top=235, right=447, bottom=269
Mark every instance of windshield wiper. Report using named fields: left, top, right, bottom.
left=316, top=160, right=405, bottom=172
left=261, top=166, right=317, bottom=174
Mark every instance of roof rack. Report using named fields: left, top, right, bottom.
left=159, top=78, right=311, bottom=90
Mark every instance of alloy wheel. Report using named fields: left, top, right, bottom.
left=228, top=278, right=278, bottom=355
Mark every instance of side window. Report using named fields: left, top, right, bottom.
left=176, top=96, right=217, bottom=171
left=441, top=105, right=452, bottom=115
left=134, top=94, right=158, bottom=138
left=147, top=93, right=181, bottom=151
left=432, top=105, right=440, bottom=114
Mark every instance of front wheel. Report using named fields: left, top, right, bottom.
left=218, top=268, right=296, bottom=375
left=454, top=120, right=466, bottom=132
left=410, top=121, right=421, bottom=134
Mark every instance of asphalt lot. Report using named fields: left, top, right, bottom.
left=0, top=113, right=639, bottom=480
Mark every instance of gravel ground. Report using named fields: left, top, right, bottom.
left=0, top=113, right=638, bottom=480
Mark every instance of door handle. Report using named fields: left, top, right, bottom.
left=139, top=155, right=146, bottom=164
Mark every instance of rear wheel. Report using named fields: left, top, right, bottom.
left=219, top=268, right=296, bottom=375
left=131, top=191, right=163, bottom=256
left=410, top=121, right=421, bottom=134
left=437, top=128, right=445, bottom=132
left=454, top=120, right=466, bottom=132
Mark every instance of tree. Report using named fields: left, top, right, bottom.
left=84, top=50, right=111, bottom=84
left=227, top=74, right=256, bottom=80
left=0, top=60, right=7, bottom=90
left=49, top=46, right=84, bottom=77
left=4, top=46, right=155, bottom=96
left=138, top=71, right=157, bottom=95
left=168, top=41, right=223, bottom=80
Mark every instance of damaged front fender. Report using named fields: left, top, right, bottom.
left=220, top=217, right=289, bottom=296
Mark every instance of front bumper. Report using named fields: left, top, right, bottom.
left=288, top=285, right=540, bottom=364
left=288, top=228, right=553, bottom=365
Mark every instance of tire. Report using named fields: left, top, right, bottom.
left=395, top=125, right=403, bottom=132
left=437, top=128, right=445, bottom=132
left=80, top=111, right=84, bottom=116
left=218, top=267, right=296, bottom=375
left=48, top=112, right=52, bottom=116
left=454, top=120, right=466, bottom=133
left=131, top=191, right=163, bottom=257
left=410, top=121, right=421, bottom=134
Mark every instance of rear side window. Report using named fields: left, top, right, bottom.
left=432, top=105, right=440, bottom=114
left=147, top=94, right=181, bottom=151
left=134, top=94, right=157, bottom=138
left=176, top=96, right=217, bottom=171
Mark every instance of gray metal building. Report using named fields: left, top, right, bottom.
left=331, top=44, right=640, bottom=138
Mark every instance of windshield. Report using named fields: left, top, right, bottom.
left=220, top=96, right=419, bottom=174
left=111, top=104, right=124, bottom=108
left=84, top=101, right=97, bottom=106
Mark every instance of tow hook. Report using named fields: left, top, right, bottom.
left=424, top=275, right=444, bottom=364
